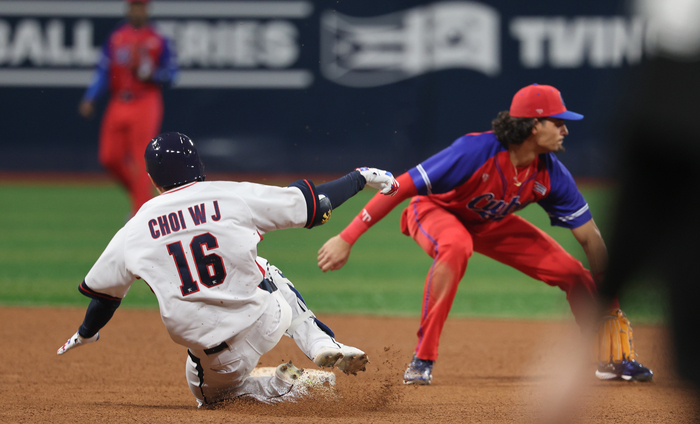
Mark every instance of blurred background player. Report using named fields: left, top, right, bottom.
left=57, top=132, right=397, bottom=407
left=532, top=3, right=700, bottom=420
left=318, top=84, right=653, bottom=385
left=78, top=0, right=179, bottom=217
left=598, top=0, right=700, bottom=396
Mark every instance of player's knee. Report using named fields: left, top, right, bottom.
left=430, top=261, right=460, bottom=286
left=438, top=235, right=472, bottom=253
left=435, top=238, right=472, bottom=270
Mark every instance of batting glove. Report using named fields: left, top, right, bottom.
left=57, top=331, right=100, bottom=355
left=356, top=167, right=400, bottom=196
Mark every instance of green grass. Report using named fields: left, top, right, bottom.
left=0, top=182, right=667, bottom=323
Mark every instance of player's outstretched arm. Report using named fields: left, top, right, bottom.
left=317, top=173, right=417, bottom=272
left=57, top=290, right=121, bottom=355
left=571, top=218, right=608, bottom=284
left=292, top=167, right=399, bottom=229
left=313, top=168, right=399, bottom=208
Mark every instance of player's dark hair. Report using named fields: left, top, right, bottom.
left=491, top=111, right=539, bottom=146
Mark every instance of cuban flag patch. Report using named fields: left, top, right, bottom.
left=534, top=182, right=547, bottom=195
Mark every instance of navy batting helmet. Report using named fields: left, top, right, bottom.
left=144, top=132, right=205, bottom=189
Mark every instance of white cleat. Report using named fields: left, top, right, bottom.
left=269, top=362, right=336, bottom=402
left=313, top=348, right=345, bottom=369
left=311, top=344, right=369, bottom=375
left=275, top=361, right=304, bottom=385
left=336, top=345, right=369, bottom=375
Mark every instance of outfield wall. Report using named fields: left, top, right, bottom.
left=0, top=0, right=644, bottom=177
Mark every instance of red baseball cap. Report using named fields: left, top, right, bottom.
left=509, top=84, right=583, bottom=121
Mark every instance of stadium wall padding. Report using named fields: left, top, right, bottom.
left=0, top=0, right=639, bottom=177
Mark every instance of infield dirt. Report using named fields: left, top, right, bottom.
left=2, top=307, right=698, bottom=423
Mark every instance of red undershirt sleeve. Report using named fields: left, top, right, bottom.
left=339, top=172, right=417, bottom=245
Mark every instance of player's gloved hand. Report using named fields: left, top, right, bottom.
left=57, top=331, right=100, bottom=355
left=356, top=167, right=399, bottom=196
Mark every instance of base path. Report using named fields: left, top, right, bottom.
left=2, top=307, right=698, bottom=423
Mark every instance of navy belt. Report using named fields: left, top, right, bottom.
left=258, top=278, right=278, bottom=293
left=204, top=341, right=228, bottom=355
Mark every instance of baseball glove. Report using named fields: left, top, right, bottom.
left=598, top=308, right=637, bottom=364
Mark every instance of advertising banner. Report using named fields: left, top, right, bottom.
left=0, top=0, right=643, bottom=177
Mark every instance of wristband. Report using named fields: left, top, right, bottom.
left=339, top=216, right=369, bottom=245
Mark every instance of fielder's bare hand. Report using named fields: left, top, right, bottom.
left=57, top=331, right=99, bottom=355
left=78, top=100, right=94, bottom=119
left=356, top=167, right=399, bottom=196
left=318, top=235, right=352, bottom=272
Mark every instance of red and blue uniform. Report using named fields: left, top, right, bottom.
left=341, top=131, right=607, bottom=361
left=83, top=21, right=178, bottom=215
left=406, top=131, right=591, bottom=226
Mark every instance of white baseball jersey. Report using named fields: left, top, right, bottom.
left=83, top=180, right=309, bottom=349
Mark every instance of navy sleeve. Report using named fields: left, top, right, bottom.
left=77, top=281, right=121, bottom=338
left=288, top=179, right=321, bottom=229
left=290, top=171, right=367, bottom=228
left=316, top=170, right=366, bottom=209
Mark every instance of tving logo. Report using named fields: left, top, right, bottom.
left=320, top=2, right=646, bottom=87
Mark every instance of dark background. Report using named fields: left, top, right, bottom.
left=0, top=0, right=635, bottom=178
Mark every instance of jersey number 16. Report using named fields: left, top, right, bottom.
left=166, top=233, right=227, bottom=296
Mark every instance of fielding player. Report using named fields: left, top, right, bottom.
left=57, top=132, right=399, bottom=407
left=318, top=84, right=653, bottom=385
left=79, top=0, right=179, bottom=217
